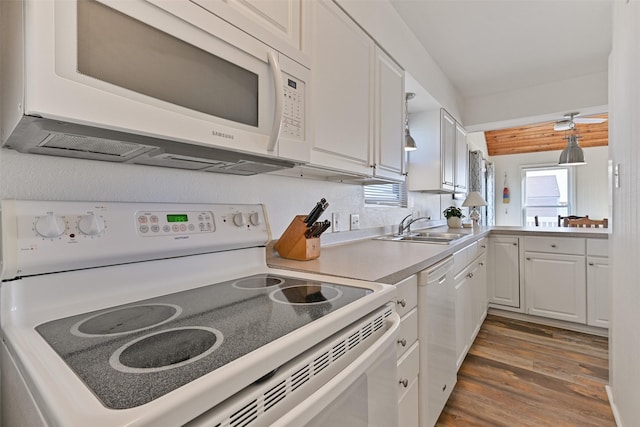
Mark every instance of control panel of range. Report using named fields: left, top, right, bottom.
left=1, top=200, right=270, bottom=279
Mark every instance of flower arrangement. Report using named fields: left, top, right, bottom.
left=443, top=206, right=465, bottom=219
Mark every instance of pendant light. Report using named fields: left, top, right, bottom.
left=404, top=92, right=417, bottom=151
left=558, top=134, right=586, bottom=165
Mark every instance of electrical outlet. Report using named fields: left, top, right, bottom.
left=332, top=213, right=340, bottom=232
left=350, top=214, right=360, bottom=230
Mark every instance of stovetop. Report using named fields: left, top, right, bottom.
left=35, top=274, right=372, bottom=409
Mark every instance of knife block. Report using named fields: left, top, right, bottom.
left=274, top=215, right=321, bottom=261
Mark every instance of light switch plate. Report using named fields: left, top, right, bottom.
left=332, top=213, right=340, bottom=232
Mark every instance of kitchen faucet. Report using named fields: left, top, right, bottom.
left=397, top=214, right=432, bottom=235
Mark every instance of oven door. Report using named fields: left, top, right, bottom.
left=272, top=312, right=400, bottom=427
left=186, top=306, right=400, bottom=427
left=17, top=0, right=309, bottom=161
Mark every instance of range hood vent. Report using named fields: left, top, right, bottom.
left=3, top=116, right=298, bottom=175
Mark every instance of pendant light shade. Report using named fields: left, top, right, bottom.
left=558, top=134, right=586, bottom=165
left=404, top=92, right=417, bottom=151
left=405, top=129, right=417, bottom=151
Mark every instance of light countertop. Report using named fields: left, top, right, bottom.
left=267, top=225, right=608, bottom=285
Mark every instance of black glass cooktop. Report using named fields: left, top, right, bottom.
left=36, top=274, right=371, bottom=409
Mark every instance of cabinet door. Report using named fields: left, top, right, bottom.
left=488, top=237, right=521, bottom=308
left=441, top=110, right=456, bottom=191
left=525, top=252, right=586, bottom=323
left=374, top=47, right=405, bottom=179
left=587, top=256, right=610, bottom=328
left=454, top=268, right=471, bottom=369
left=454, top=122, right=468, bottom=191
left=192, top=0, right=307, bottom=65
left=472, top=254, right=488, bottom=337
left=310, top=0, right=374, bottom=175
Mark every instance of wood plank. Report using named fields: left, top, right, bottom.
left=436, top=314, right=615, bottom=426
left=484, top=114, right=608, bottom=156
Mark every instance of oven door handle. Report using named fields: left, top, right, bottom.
left=267, top=51, right=283, bottom=153
left=270, top=312, right=401, bottom=427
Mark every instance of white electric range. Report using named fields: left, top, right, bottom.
left=0, top=200, right=399, bottom=427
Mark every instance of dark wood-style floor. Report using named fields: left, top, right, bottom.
left=436, top=314, right=616, bottom=427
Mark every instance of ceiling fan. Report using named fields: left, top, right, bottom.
left=553, top=112, right=607, bottom=131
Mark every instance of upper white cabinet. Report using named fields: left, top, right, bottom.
left=407, top=108, right=467, bottom=192
left=374, top=47, right=406, bottom=180
left=308, top=1, right=404, bottom=181
left=454, top=122, right=468, bottom=192
left=192, top=0, right=309, bottom=67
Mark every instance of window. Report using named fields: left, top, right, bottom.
left=522, top=165, right=574, bottom=226
left=364, top=182, right=408, bottom=207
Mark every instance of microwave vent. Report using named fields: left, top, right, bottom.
left=39, top=133, right=144, bottom=157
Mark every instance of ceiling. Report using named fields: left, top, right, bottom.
left=484, top=114, right=608, bottom=156
left=389, top=0, right=613, bottom=100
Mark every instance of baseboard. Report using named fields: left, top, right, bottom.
left=487, top=308, right=609, bottom=337
left=606, top=385, right=623, bottom=427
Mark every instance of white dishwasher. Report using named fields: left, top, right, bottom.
left=418, top=256, right=456, bottom=427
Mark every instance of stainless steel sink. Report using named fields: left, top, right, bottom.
left=374, top=231, right=469, bottom=244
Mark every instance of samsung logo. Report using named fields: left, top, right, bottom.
left=211, top=130, right=235, bottom=140
left=174, top=236, right=189, bottom=240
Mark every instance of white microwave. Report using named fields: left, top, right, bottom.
left=0, top=0, right=311, bottom=175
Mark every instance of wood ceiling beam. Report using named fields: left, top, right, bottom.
left=484, top=114, right=608, bottom=156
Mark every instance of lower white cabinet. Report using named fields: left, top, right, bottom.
left=454, top=250, right=487, bottom=370
left=524, top=251, right=587, bottom=323
left=397, top=342, right=419, bottom=427
left=587, top=255, right=610, bottom=328
left=487, top=236, right=521, bottom=309
left=394, top=274, right=419, bottom=427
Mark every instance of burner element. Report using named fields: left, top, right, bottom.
left=110, top=327, right=223, bottom=374
left=232, top=274, right=285, bottom=289
left=71, top=304, right=182, bottom=337
left=270, top=285, right=343, bottom=305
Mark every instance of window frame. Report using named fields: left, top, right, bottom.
left=364, top=182, right=408, bottom=207
left=520, top=164, right=576, bottom=226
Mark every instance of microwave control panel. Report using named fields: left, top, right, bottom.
left=281, top=72, right=305, bottom=140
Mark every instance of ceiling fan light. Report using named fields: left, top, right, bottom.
left=558, top=135, right=586, bottom=165
left=553, top=120, right=573, bottom=131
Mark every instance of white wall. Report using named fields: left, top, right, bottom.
left=0, top=149, right=445, bottom=240
left=609, top=2, right=640, bottom=426
left=491, top=146, right=609, bottom=226
left=463, top=72, right=608, bottom=132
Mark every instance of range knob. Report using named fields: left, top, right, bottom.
left=233, top=213, right=246, bottom=227
left=35, top=212, right=66, bottom=238
left=78, top=213, right=105, bottom=236
left=249, top=212, right=261, bottom=226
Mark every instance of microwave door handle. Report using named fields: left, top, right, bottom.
left=267, top=52, right=284, bottom=152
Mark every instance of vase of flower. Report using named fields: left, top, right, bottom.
left=443, top=206, right=464, bottom=229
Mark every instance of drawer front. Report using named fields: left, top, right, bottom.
left=454, top=241, right=478, bottom=275
left=587, top=238, right=609, bottom=257
left=395, top=274, right=418, bottom=317
left=477, top=237, right=488, bottom=255
left=397, top=341, right=419, bottom=398
left=397, top=308, right=418, bottom=359
left=398, top=376, right=419, bottom=427
left=524, top=236, right=585, bottom=255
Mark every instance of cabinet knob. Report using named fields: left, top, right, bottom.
left=397, top=299, right=406, bottom=308
left=397, top=338, right=407, bottom=347
left=479, top=262, right=484, bottom=266
left=481, top=245, right=486, bottom=249
left=467, top=272, right=474, bottom=278
left=399, top=379, right=409, bottom=388
left=526, top=257, right=531, bottom=261
left=513, top=243, right=517, bottom=246
left=589, top=262, right=595, bottom=266
left=551, top=244, right=557, bottom=248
